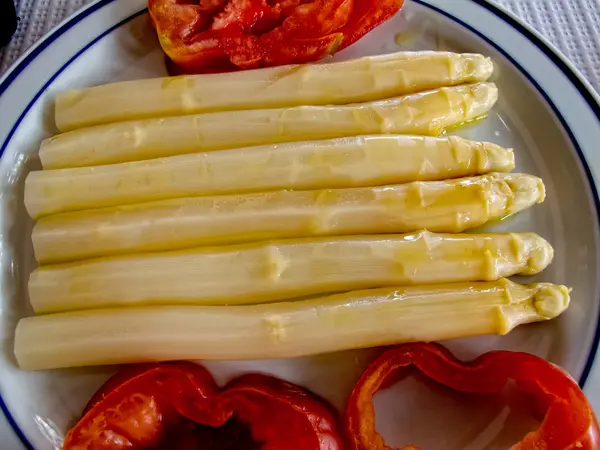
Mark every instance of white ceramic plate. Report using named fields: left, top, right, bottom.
left=1, top=0, right=600, bottom=448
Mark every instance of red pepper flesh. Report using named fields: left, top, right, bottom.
left=346, top=342, right=600, bottom=450
left=62, top=361, right=343, bottom=450
left=148, top=0, right=404, bottom=73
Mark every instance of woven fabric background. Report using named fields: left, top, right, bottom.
left=1, top=0, right=599, bottom=92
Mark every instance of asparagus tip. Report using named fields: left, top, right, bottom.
left=533, top=283, right=571, bottom=318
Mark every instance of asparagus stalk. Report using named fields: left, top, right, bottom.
left=40, top=82, right=498, bottom=169
left=29, top=232, right=554, bottom=314
left=55, top=51, right=493, bottom=131
left=26, top=135, right=515, bottom=218
left=15, top=279, right=570, bottom=370
left=32, top=173, right=545, bottom=264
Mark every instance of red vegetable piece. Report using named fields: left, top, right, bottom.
left=62, top=361, right=343, bottom=450
left=346, top=342, right=600, bottom=450
left=336, top=0, right=403, bottom=51
left=148, top=0, right=404, bottom=73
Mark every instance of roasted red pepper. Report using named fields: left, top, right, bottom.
left=148, top=0, right=404, bottom=73
left=346, top=342, right=600, bottom=450
left=62, top=361, right=343, bottom=449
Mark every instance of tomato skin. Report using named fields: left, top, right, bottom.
left=346, top=342, right=600, bottom=450
left=62, top=362, right=343, bottom=450
left=335, top=0, right=403, bottom=50
left=148, top=0, right=404, bottom=73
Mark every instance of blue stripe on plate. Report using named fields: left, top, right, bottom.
left=467, top=0, right=600, bottom=388
left=0, top=0, right=599, bottom=447
left=0, top=2, right=140, bottom=448
left=0, top=8, right=147, bottom=158
left=414, top=0, right=600, bottom=388
left=0, top=0, right=115, bottom=97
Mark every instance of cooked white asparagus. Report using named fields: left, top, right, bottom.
left=55, top=51, right=494, bottom=131
left=15, top=279, right=570, bottom=370
left=40, top=82, right=498, bottom=169
left=28, top=231, right=554, bottom=314
left=26, top=135, right=515, bottom=218
left=32, top=173, right=545, bottom=264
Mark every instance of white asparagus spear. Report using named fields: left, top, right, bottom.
left=25, top=135, right=515, bottom=218
left=55, top=51, right=494, bottom=131
left=15, top=279, right=570, bottom=370
left=28, top=232, right=554, bottom=314
left=32, top=173, right=545, bottom=264
left=40, top=82, right=498, bottom=169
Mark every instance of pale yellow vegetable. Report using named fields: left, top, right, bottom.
left=55, top=51, right=494, bottom=131
left=32, top=173, right=545, bottom=264
left=15, top=279, right=569, bottom=370
left=29, top=231, right=553, bottom=314
left=40, top=82, right=498, bottom=169
left=26, top=135, right=515, bottom=218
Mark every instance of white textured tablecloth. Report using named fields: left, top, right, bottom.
left=1, top=0, right=599, bottom=91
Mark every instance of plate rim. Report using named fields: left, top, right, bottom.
left=466, top=0, right=600, bottom=384
left=414, top=0, right=600, bottom=385
left=1, top=0, right=599, bottom=448
left=0, top=0, right=114, bottom=95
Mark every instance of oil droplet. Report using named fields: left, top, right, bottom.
left=443, top=114, right=488, bottom=134
left=394, top=31, right=415, bottom=47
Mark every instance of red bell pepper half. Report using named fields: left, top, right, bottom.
left=62, top=361, right=343, bottom=450
left=148, top=0, right=404, bottom=73
left=346, top=342, right=600, bottom=450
